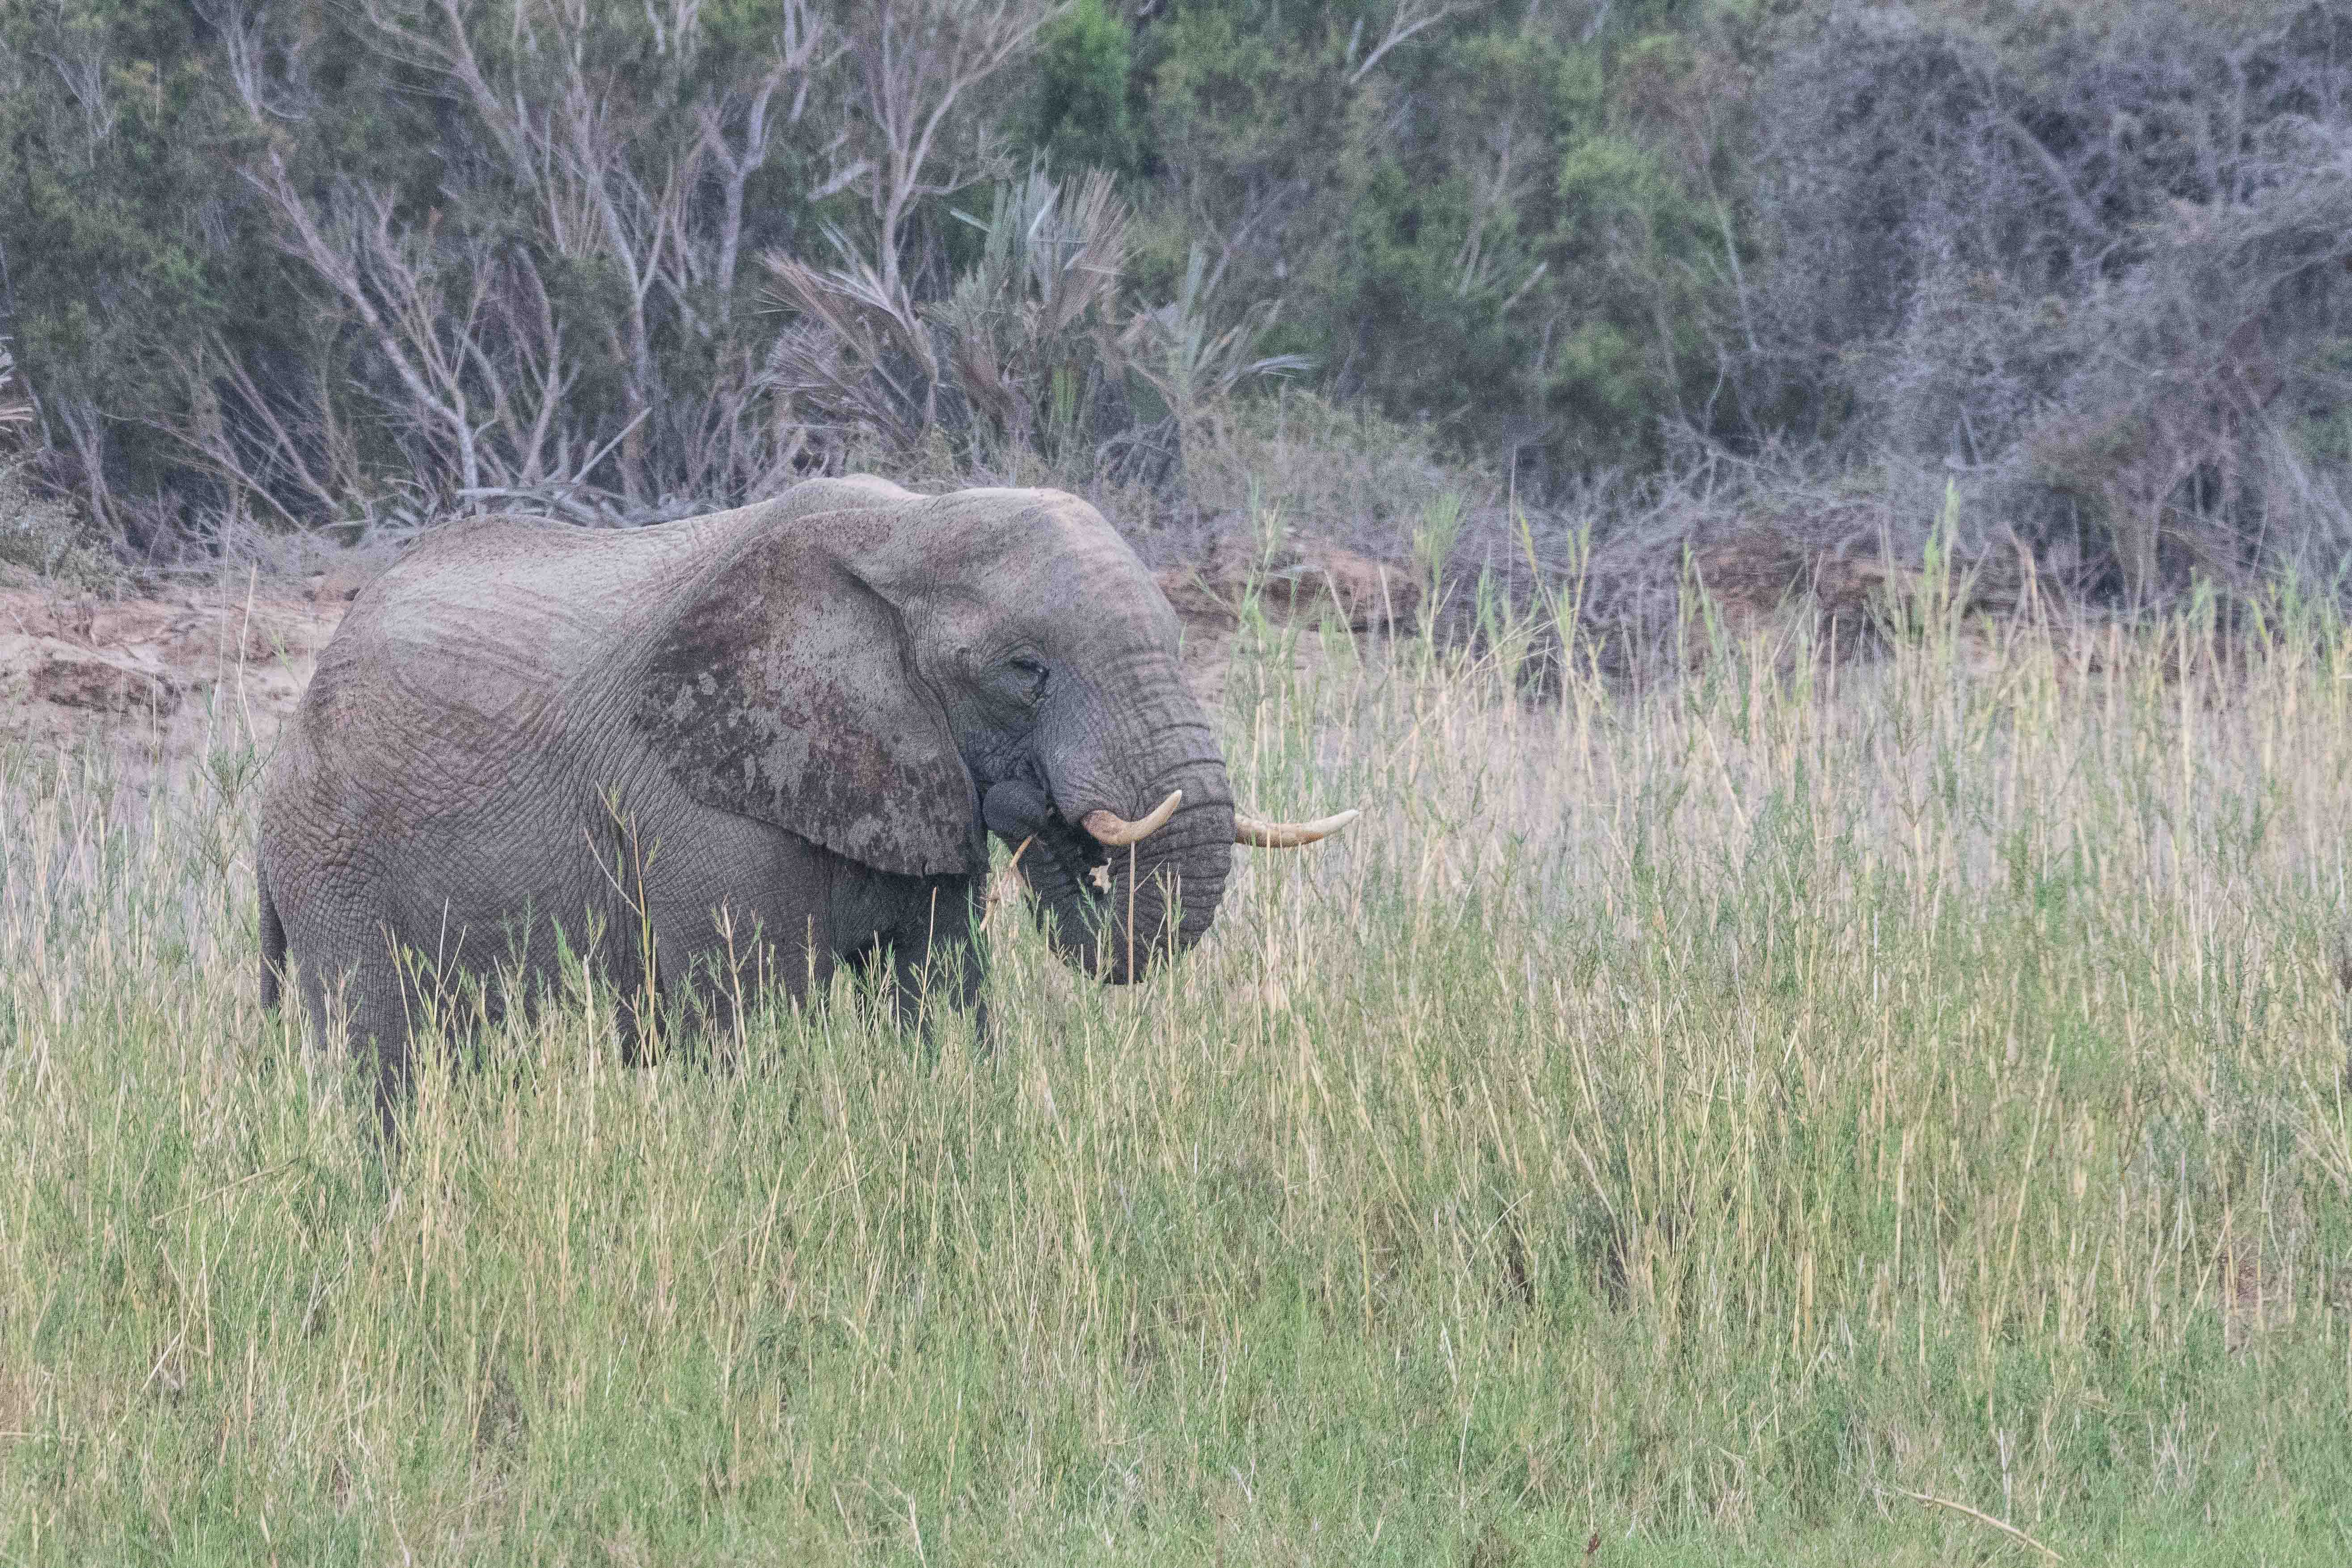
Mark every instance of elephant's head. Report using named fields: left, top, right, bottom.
left=634, top=478, right=1351, bottom=983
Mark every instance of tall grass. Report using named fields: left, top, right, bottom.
left=4, top=548, right=2352, bottom=1563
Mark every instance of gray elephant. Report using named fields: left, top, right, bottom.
left=258, top=476, right=1353, bottom=1119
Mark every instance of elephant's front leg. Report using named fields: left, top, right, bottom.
left=883, top=877, right=986, bottom=1040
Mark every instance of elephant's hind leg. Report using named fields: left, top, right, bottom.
left=296, top=946, right=423, bottom=1144
left=259, top=869, right=287, bottom=1012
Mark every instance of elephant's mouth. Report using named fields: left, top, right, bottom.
left=980, top=769, right=1355, bottom=981
left=980, top=778, right=1114, bottom=906
left=1030, top=805, right=1115, bottom=894
left=986, top=765, right=1231, bottom=976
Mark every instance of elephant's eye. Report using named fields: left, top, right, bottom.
left=1006, top=655, right=1048, bottom=697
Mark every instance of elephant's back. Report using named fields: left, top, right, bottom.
left=323, top=516, right=708, bottom=706
left=345, top=514, right=708, bottom=661
left=286, top=516, right=712, bottom=816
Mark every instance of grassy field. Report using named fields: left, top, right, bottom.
left=4, top=561, right=2352, bottom=1564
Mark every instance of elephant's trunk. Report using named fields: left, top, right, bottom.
left=984, top=757, right=1234, bottom=984
left=1081, top=764, right=1233, bottom=982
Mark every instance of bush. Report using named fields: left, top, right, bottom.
left=766, top=166, right=1308, bottom=514
left=1741, top=0, right=2352, bottom=604
left=1021, top=0, right=1142, bottom=181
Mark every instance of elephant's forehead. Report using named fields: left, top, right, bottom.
left=960, top=536, right=1170, bottom=625
left=914, top=489, right=1132, bottom=567
left=920, top=492, right=1161, bottom=591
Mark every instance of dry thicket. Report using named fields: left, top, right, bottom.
left=1740, top=2, right=2352, bottom=605
left=6, top=0, right=2352, bottom=641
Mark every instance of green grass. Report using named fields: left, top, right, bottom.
left=5, top=575, right=2352, bottom=1564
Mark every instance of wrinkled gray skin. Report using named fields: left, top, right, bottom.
left=258, top=478, right=1234, bottom=1123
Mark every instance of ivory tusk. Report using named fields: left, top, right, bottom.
left=1080, top=788, right=1183, bottom=847
left=1234, top=807, right=1361, bottom=849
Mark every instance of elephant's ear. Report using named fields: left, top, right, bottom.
left=633, top=527, right=974, bottom=877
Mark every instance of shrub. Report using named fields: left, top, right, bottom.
left=1019, top=0, right=1141, bottom=181
left=765, top=167, right=1307, bottom=507
left=1740, top=0, right=2352, bottom=604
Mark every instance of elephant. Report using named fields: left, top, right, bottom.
left=257, top=475, right=1355, bottom=1121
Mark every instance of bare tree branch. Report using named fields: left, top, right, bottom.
left=190, top=0, right=316, bottom=123
left=843, top=0, right=1064, bottom=301
left=204, top=0, right=892, bottom=518
left=1349, top=0, right=1473, bottom=87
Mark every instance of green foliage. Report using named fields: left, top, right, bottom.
left=1020, top=0, right=1141, bottom=179
left=1116, top=0, right=1750, bottom=474
left=0, top=0, right=1782, bottom=524
left=0, top=0, right=866, bottom=538
left=1546, top=123, right=1726, bottom=455
left=0, top=0, right=281, bottom=530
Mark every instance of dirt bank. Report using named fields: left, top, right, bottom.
left=0, top=575, right=355, bottom=780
